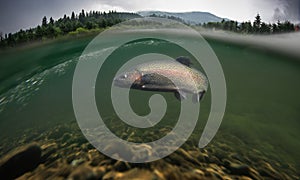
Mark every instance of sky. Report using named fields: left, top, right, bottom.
left=0, top=0, right=299, bottom=34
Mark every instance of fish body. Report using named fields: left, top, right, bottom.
left=114, top=57, right=208, bottom=102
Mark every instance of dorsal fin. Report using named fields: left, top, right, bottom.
left=176, top=56, right=192, bottom=67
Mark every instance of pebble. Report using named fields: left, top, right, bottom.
left=258, top=162, right=283, bottom=180
left=153, top=169, right=166, bottom=180
left=71, top=159, right=85, bottom=166
left=205, top=167, right=223, bottom=179
left=176, top=148, right=200, bottom=165
left=67, top=165, right=99, bottom=180
left=113, top=160, right=131, bottom=172
left=87, top=149, right=105, bottom=166
left=228, top=163, right=250, bottom=175
left=0, top=122, right=298, bottom=180
left=103, top=142, right=133, bottom=161
left=40, top=142, right=58, bottom=163
left=102, top=171, right=124, bottom=180
left=225, top=160, right=261, bottom=180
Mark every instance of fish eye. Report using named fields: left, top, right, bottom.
left=123, top=74, right=127, bottom=78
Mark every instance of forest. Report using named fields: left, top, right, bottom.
left=0, top=11, right=299, bottom=48
left=201, top=14, right=298, bottom=34
left=0, top=10, right=140, bottom=47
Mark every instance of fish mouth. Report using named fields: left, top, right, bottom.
left=113, top=77, right=123, bottom=87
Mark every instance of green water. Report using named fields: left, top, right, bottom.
left=209, top=39, right=300, bottom=168
left=0, top=34, right=299, bottom=172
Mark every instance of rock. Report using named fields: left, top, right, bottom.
left=53, top=164, right=73, bottom=178
left=0, top=143, right=42, bottom=179
left=102, top=171, right=124, bottom=180
left=182, top=171, right=205, bottom=180
left=153, top=169, right=166, bottom=180
left=113, top=161, right=131, bottom=172
left=239, top=176, right=253, bottom=180
left=96, top=158, right=112, bottom=166
left=67, top=165, right=99, bottom=180
left=62, top=133, right=72, bottom=142
left=193, top=150, right=209, bottom=163
left=103, top=142, right=134, bottom=161
left=48, top=128, right=65, bottom=140
left=66, top=151, right=88, bottom=165
left=209, top=163, right=225, bottom=173
left=193, top=169, right=205, bottom=176
left=225, top=161, right=261, bottom=180
left=92, top=166, right=106, bottom=178
left=71, top=159, right=85, bottom=166
left=131, top=144, right=152, bottom=161
left=229, top=163, right=250, bottom=175
left=87, top=149, right=105, bottom=166
left=165, top=153, right=186, bottom=166
left=34, top=163, right=72, bottom=179
left=205, top=167, right=223, bottom=179
left=121, top=168, right=160, bottom=180
left=40, top=142, right=58, bottom=163
left=229, top=153, right=247, bottom=163
left=161, top=165, right=182, bottom=180
left=44, top=153, right=60, bottom=166
left=176, top=148, right=200, bottom=165
left=213, top=148, right=227, bottom=161
left=258, top=162, right=283, bottom=180
left=217, top=142, right=233, bottom=151
left=207, top=155, right=221, bottom=165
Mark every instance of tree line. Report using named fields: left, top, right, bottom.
left=1, top=12, right=299, bottom=48
left=0, top=10, right=140, bottom=47
left=201, top=14, right=299, bottom=34
left=149, top=14, right=187, bottom=24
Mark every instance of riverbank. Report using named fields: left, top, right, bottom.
left=0, top=28, right=102, bottom=53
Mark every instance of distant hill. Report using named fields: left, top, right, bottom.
left=117, top=12, right=142, bottom=20
left=138, top=11, right=229, bottom=24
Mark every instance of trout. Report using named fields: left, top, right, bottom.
left=113, top=57, right=208, bottom=102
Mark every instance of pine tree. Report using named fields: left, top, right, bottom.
left=81, top=9, right=85, bottom=18
left=253, top=14, right=261, bottom=33
left=35, top=25, right=43, bottom=39
left=71, top=12, right=75, bottom=20
left=42, top=16, right=47, bottom=27
left=49, top=17, right=54, bottom=25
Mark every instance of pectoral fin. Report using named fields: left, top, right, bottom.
left=174, top=91, right=187, bottom=101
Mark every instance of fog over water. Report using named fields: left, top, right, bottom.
left=198, top=29, right=300, bottom=59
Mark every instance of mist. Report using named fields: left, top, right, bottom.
left=197, top=29, right=300, bottom=59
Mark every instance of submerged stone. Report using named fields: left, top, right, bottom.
left=0, top=143, right=42, bottom=179
left=68, top=165, right=98, bottom=180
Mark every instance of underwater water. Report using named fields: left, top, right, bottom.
left=0, top=33, right=299, bottom=179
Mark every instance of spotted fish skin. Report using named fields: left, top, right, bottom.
left=114, top=57, right=208, bottom=102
